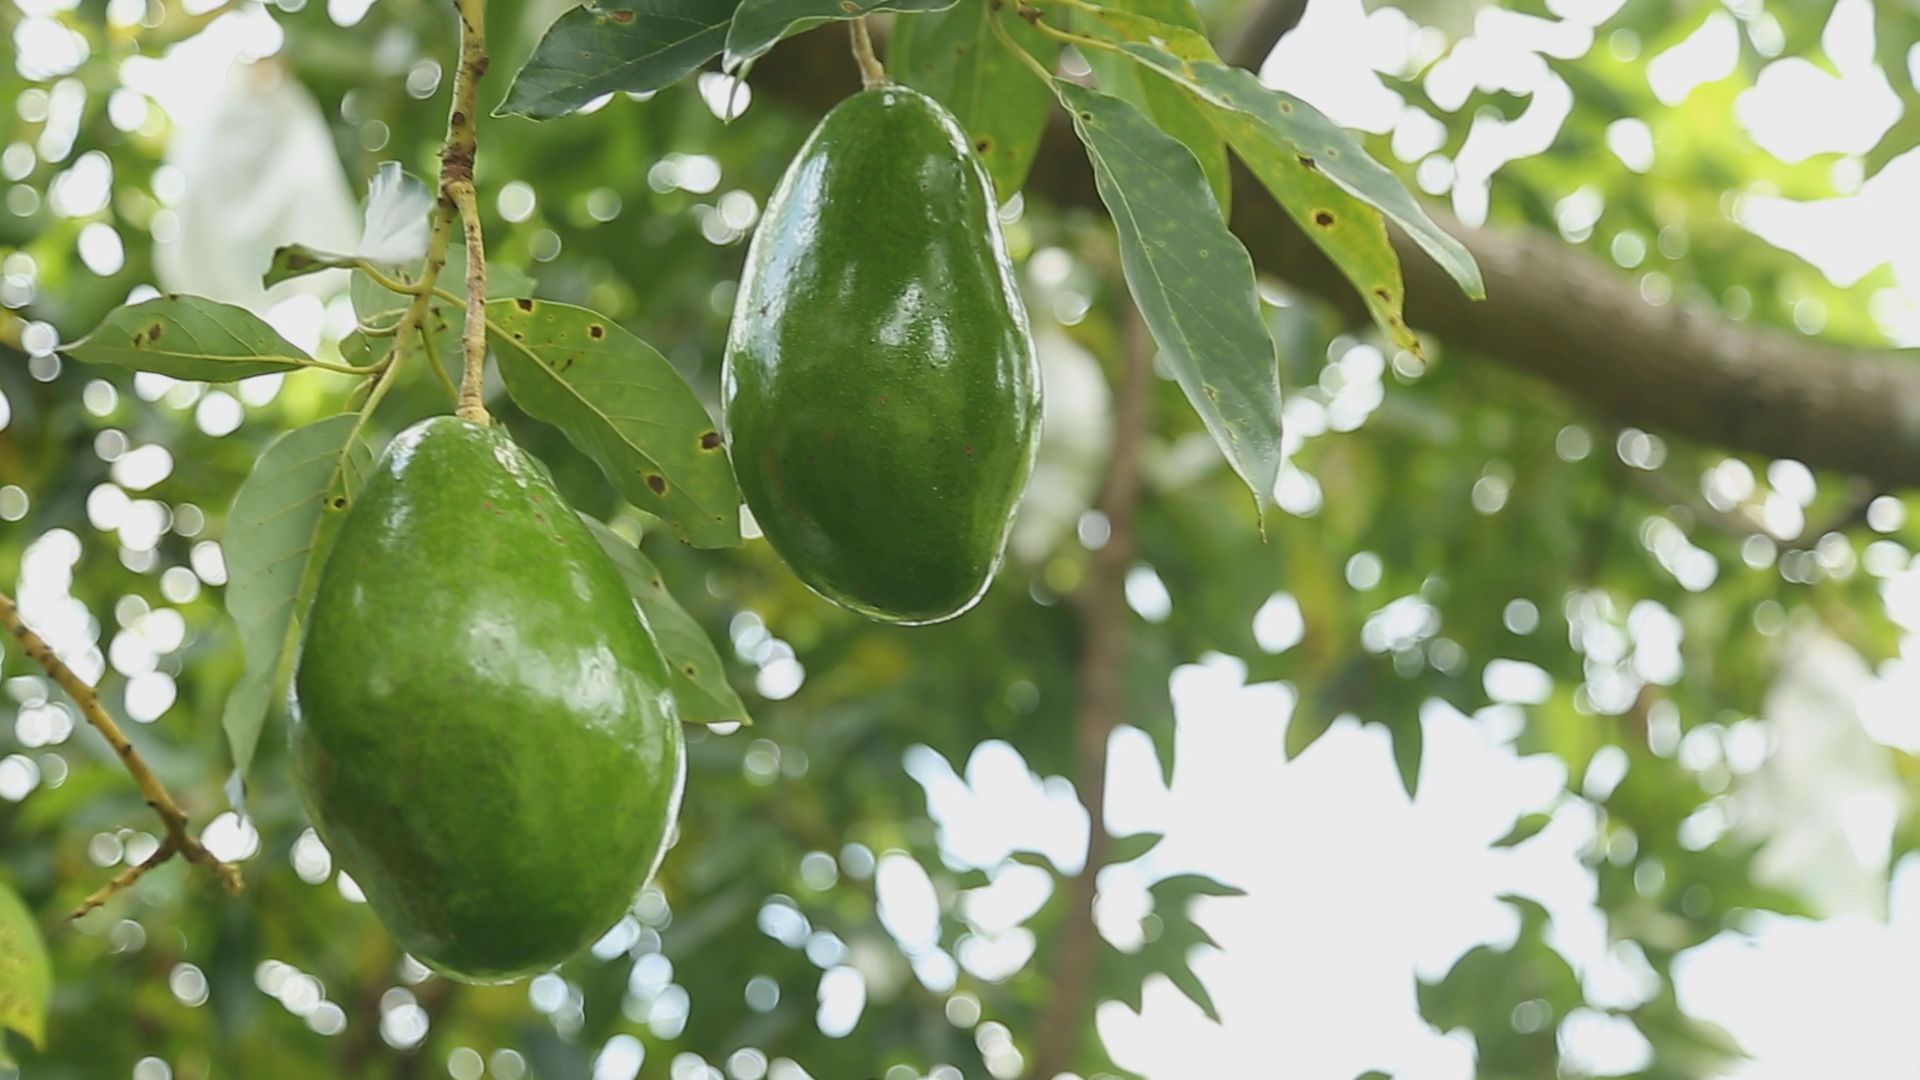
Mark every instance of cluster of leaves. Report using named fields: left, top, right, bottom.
left=2, top=0, right=1919, bottom=1074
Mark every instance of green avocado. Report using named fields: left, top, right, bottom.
left=289, top=416, right=685, bottom=983
left=724, top=84, right=1042, bottom=625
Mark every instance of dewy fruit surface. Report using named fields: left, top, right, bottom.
left=724, top=84, right=1042, bottom=625
left=290, top=416, right=685, bottom=982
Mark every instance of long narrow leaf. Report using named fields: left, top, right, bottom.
left=1058, top=80, right=1283, bottom=510
left=221, top=414, right=372, bottom=780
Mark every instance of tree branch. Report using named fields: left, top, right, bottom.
left=0, top=592, right=242, bottom=917
left=749, top=29, right=1920, bottom=490
left=1027, top=305, right=1153, bottom=1080
left=1224, top=0, right=1309, bottom=69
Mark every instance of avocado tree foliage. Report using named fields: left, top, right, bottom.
left=3, top=0, right=1919, bottom=1073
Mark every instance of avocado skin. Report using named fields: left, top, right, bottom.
left=290, top=416, right=685, bottom=983
left=724, top=85, right=1041, bottom=625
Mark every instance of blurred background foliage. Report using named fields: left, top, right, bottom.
left=3, top=0, right=1920, bottom=1075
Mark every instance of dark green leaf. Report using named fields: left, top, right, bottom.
left=221, top=414, right=373, bottom=780
left=1163, top=955, right=1222, bottom=1021
left=891, top=5, right=1057, bottom=198
left=0, top=881, right=48, bottom=1053
left=722, top=0, right=958, bottom=71
left=65, top=297, right=311, bottom=381
left=583, top=514, right=753, bottom=726
left=263, top=245, right=357, bottom=289
left=1058, top=80, right=1283, bottom=510
left=1153, top=872, right=1246, bottom=899
left=1285, top=699, right=1342, bottom=760
left=1108, top=831, right=1165, bottom=863
left=1009, top=850, right=1055, bottom=870
left=1387, top=712, right=1423, bottom=799
left=500, top=0, right=740, bottom=120
left=1492, top=812, right=1553, bottom=848
left=488, top=299, right=741, bottom=548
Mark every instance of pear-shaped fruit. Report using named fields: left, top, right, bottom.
left=724, top=84, right=1042, bottom=625
left=290, top=416, right=684, bottom=982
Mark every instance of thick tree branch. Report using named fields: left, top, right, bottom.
left=750, top=31, right=1920, bottom=490
left=1224, top=0, right=1309, bottom=69
left=1027, top=306, right=1153, bottom=1080
left=0, top=592, right=242, bottom=917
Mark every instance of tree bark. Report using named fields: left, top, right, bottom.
left=753, top=30, right=1920, bottom=489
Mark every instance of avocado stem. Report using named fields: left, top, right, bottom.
left=444, top=0, right=493, bottom=425
left=848, top=17, right=887, bottom=88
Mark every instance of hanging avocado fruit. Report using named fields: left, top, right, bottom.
left=290, top=417, right=685, bottom=982
left=724, top=84, right=1043, bottom=626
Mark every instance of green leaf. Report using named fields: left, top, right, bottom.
left=1108, top=831, right=1165, bottom=862
left=1140, top=68, right=1477, bottom=297
left=221, top=414, right=373, bottom=781
left=891, top=5, right=1057, bottom=198
left=1153, top=872, right=1246, bottom=899
left=488, top=299, right=741, bottom=548
left=583, top=514, right=753, bottom=726
left=1216, top=113, right=1419, bottom=354
left=1057, top=80, right=1283, bottom=510
left=1080, top=0, right=1230, bottom=214
left=65, top=296, right=311, bottom=381
left=1068, top=6, right=1482, bottom=298
left=1163, top=955, right=1223, bottom=1021
left=499, top=0, right=741, bottom=120
left=722, top=0, right=958, bottom=72
left=1284, top=700, right=1341, bottom=760
left=0, top=881, right=49, bottom=1053
left=1387, top=711, right=1423, bottom=799
left=1492, top=812, right=1553, bottom=848
left=263, top=245, right=358, bottom=289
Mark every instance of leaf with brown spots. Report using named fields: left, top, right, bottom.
left=1065, top=6, right=1482, bottom=298
left=488, top=299, right=741, bottom=548
left=891, top=2, right=1057, bottom=198
left=581, top=515, right=752, bottom=726
left=66, top=296, right=313, bottom=381
left=1215, top=104, right=1421, bottom=355
left=0, top=881, right=48, bottom=1054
